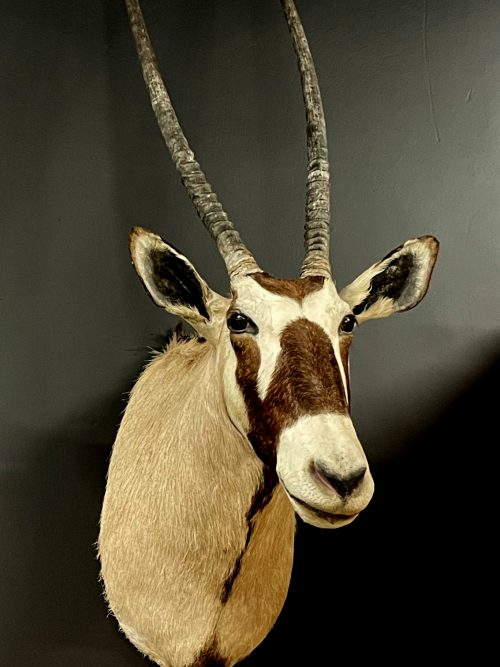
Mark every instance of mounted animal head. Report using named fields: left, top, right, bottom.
left=125, top=0, right=439, bottom=528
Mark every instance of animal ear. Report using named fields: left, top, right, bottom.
left=129, top=227, right=221, bottom=330
left=339, top=236, right=439, bottom=323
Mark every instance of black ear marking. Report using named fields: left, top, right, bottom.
left=340, top=236, right=438, bottom=322
left=353, top=253, right=415, bottom=315
left=149, top=248, right=210, bottom=320
left=129, top=227, right=214, bottom=322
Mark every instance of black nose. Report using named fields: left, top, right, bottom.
left=315, top=463, right=367, bottom=499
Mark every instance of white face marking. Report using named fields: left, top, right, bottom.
left=277, top=413, right=375, bottom=529
left=229, top=276, right=352, bottom=402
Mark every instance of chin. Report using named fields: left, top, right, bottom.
left=290, top=495, right=360, bottom=529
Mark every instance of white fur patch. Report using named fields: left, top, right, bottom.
left=277, top=413, right=374, bottom=527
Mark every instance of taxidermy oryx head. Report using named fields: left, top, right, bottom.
left=99, top=1, right=439, bottom=665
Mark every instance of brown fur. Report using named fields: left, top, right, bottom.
left=251, top=272, right=324, bottom=301
left=232, top=318, right=348, bottom=467
left=276, top=319, right=348, bottom=416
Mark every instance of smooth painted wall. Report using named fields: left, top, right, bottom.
left=1, top=1, right=497, bottom=664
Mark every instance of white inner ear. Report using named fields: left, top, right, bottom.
left=356, top=296, right=395, bottom=322
left=131, top=230, right=173, bottom=309
left=394, top=239, right=436, bottom=310
left=339, top=265, right=381, bottom=314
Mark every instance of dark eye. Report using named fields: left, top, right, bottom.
left=339, top=314, right=357, bottom=334
left=227, top=312, right=258, bottom=335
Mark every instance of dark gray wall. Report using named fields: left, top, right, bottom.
left=1, top=1, right=497, bottom=664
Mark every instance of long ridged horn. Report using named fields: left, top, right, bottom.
left=281, top=0, right=331, bottom=278
left=125, top=0, right=260, bottom=278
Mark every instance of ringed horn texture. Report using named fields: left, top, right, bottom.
left=281, top=0, right=331, bottom=278
left=125, top=0, right=332, bottom=279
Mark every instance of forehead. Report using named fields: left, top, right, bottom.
left=231, top=273, right=349, bottom=330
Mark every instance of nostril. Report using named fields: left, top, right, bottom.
left=314, top=463, right=367, bottom=499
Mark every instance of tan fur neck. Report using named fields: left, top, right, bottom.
left=99, top=336, right=295, bottom=667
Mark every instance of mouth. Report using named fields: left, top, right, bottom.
left=288, top=493, right=359, bottom=527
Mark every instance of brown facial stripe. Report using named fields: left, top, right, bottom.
left=275, top=318, right=348, bottom=418
left=232, top=318, right=348, bottom=468
left=231, top=337, right=279, bottom=517
left=224, top=338, right=279, bottom=604
left=232, top=337, right=273, bottom=467
left=251, top=272, right=324, bottom=301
